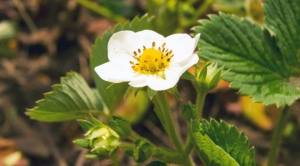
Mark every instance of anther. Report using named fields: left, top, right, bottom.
left=162, top=43, right=166, bottom=47
left=134, top=51, right=137, bottom=56
left=167, top=58, right=170, bottom=62
left=152, top=42, right=155, bottom=47
left=138, top=49, right=141, bottom=53
left=130, top=61, right=134, bottom=64
left=143, top=46, right=146, bottom=50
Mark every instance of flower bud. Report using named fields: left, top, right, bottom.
left=196, top=62, right=222, bottom=91
left=182, top=102, right=197, bottom=121
left=74, top=115, right=120, bottom=158
left=85, top=125, right=120, bottom=157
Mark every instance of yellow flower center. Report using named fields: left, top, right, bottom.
left=130, top=42, right=174, bottom=79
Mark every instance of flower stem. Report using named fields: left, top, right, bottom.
left=153, top=91, right=194, bottom=166
left=184, top=91, right=207, bottom=153
left=119, top=142, right=184, bottom=164
left=267, top=106, right=289, bottom=166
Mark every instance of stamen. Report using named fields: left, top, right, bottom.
left=130, top=42, right=174, bottom=76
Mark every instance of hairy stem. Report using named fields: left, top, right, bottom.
left=268, top=106, right=289, bottom=166
left=184, top=90, right=207, bottom=154
left=153, top=91, right=194, bottom=166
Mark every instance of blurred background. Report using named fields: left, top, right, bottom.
left=0, top=0, right=300, bottom=165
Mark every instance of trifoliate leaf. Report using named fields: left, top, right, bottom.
left=27, top=72, right=103, bottom=122
left=264, top=0, right=300, bottom=71
left=90, top=15, right=153, bottom=112
left=194, top=12, right=300, bottom=106
left=191, top=119, right=255, bottom=166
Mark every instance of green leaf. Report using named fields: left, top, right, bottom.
left=77, top=119, right=95, bottom=131
left=27, top=72, right=103, bottom=122
left=191, top=119, right=255, bottom=166
left=90, top=15, right=153, bottom=112
left=194, top=13, right=300, bottom=106
left=264, top=0, right=300, bottom=71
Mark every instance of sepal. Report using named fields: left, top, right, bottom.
left=108, top=115, right=131, bottom=139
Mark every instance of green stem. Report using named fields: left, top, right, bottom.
left=195, top=91, right=207, bottom=118
left=119, top=142, right=183, bottom=164
left=267, top=106, right=289, bottom=166
left=153, top=91, right=194, bottom=166
left=75, top=0, right=127, bottom=23
left=112, top=153, right=119, bottom=166
left=184, top=91, right=207, bottom=153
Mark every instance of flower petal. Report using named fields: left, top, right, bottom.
left=135, top=30, right=165, bottom=47
left=145, top=70, right=180, bottom=91
left=165, top=33, right=200, bottom=63
left=169, top=53, right=199, bottom=75
left=95, top=62, right=135, bottom=83
left=128, top=75, right=147, bottom=88
left=108, top=31, right=139, bottom=67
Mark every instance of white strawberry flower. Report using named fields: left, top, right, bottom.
left=95, top=30, right=200, bottom=91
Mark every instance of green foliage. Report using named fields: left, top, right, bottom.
left=27, top=72, right=103, bottom=122
left=264, top=0, right=300, bottom=72
left=108, top=116, right=131, bottom=139
left=133, top=139, right=152, bottom=163
left=191, top=119, right=255, bottom=166
left=194, top=1, right=300, bottom=106
left=90, top=15, right=152, bottom=112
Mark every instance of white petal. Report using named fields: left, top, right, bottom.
left=128, top=75, right=147, bottom=88
left=94, top=62, right=135, bottom=83
left=135, top=30, right=165, bottom=47
left=108, top=31, right=139, bottom=67
left=165, top=33, right=200, bottom=63
left=170, top=54, right=199, bottom=75
left=145, top=70, right=180, bottom=91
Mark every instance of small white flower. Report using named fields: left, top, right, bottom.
left=95, top=30, right=200, bottom=91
